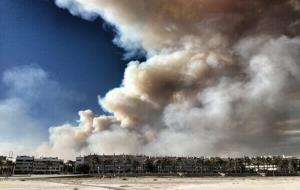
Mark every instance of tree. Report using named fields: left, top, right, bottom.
left=175, top=157, right=183, bottom=173
left=236, top=158, right=245, bottom=173
left=64, top=160, right=75, bottom=174
left=153, top=159, right=162, bottom=173
left=90, top=156, right=100, bottom=174
left=76, top=164, right=90, bottom=174
left=204, top=158, right=213, bottom=173
left=144, top=158, right=154, bottom=173
left=132, top=160, right=140, bottom=173
left=196, top=157, right=204, bottom=175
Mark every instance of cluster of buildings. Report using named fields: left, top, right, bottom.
left=14, top=156, right=64, bottom=175
left=74, top=155, right=300, bottom=176
left=1, top=154, right=300, bottom=176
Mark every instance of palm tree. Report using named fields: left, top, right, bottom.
left=236, top=158, right=245, bottom=173
left=90, top=156, right=100, bottom=174
left=144, top=158, right=154, bottom=173
left=153, top=158, right=162, bottom=173
left=225, top=158, right=235, bottom=174
left=215, top=157, right=225, bottom=172
left=196, top=157, right=204, bottom=175
left=280, top=159, right=289, bottom=173
left=161, top=158, right=171, bottom=173
left=243, top=156, right=252, bottom=173
left=254, top=156, right=262, bottom=172
left=204, top=158, right=212, bottom=174
left=132, top=160, right=140, bottom=173
left=175, top=157, right=183, bottom=173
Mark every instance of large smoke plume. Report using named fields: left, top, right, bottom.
left=40, top=0, right=300, bottom=159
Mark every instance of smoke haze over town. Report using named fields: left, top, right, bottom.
left=1, top=0, right=300, bottom=160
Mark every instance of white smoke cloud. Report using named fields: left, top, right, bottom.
left=0, top=65, right=82, bottom=157
left=38, top=0, right=300, bottom=159
left=0, top=66, right=51, bottom=143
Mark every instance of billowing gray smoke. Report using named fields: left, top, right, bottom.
left=39, top=0, right=300, bottom=159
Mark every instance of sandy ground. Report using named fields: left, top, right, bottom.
left=0, top=176, right=300, bottom=190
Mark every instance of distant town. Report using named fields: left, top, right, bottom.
left=1, top=154, right=300, bottom=177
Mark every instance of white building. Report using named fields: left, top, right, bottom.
left=33, top=157, right=64, bottom=174
left=75, top=156, right=85, bottom=173
left=15, top=156, right=64, bottom=174
left=75, top=156, right=85, bottom=165
left=15, top=156, right=34, bottom=174
left=245, top=164, right=278, bottom=172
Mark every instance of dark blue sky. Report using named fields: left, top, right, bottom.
left=0, top=0, right=128, bottom=113
left=0, top=0, right=132, bottom=141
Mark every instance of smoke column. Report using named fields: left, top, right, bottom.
left=39, top=0, right=300, bottom=159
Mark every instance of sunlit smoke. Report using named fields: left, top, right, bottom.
left=37, top=0, right=300, bottom=159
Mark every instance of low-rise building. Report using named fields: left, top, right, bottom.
left=83, top=154, right=145, bottom=174
left=15, top=156, right=64, bottom=174
left=75, top=156, right=85, bottom=167
left=14, top=156, right=34, bottom=174
left=33, top=157, right=64, bottom=174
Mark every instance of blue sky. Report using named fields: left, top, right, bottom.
left=0, top=0, right=129, bottom=143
